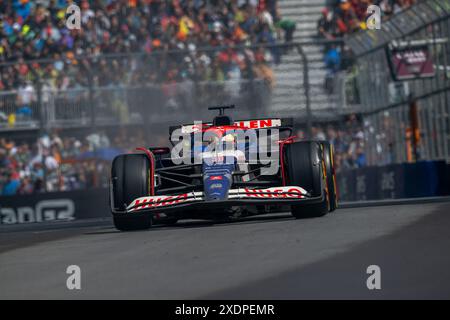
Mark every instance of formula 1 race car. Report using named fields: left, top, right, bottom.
left=110, top=105, right=337, bottom=231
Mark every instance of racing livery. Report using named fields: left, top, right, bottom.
left=110, top=105, right=338, bottom=231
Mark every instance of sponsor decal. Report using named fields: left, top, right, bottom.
left=127, top=186, right=307, bottom=212
left=0, top=199, right=75, bottom=224
left=234, top=119, right=281, bottom=129
left=243, top=187, right=305, bottom=199
left=388, top=45, right=435, bottom=80
left=180, top=119, right=281, bottom=134
left=129, top=193, right=190, bottom=211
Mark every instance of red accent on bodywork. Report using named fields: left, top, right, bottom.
left=136, top=147, right=156, bottom=196
left=278, top=136, right=298, bottom=186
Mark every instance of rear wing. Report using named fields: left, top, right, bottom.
left=169, top=118, right=294, bottom=135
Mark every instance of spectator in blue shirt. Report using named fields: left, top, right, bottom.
left=2, top=173, right=20, bottom=196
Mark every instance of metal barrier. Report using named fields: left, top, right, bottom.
left=340, top=0, right=450, bottom=165
left=0, top=90, right=40, bottom=130
left=34, top=79, right=272, bottom=129
left=45, top=87, right=91, bottom=128
left=337, top=161, right=450, bottom=202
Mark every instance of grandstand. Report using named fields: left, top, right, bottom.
left=270, top=0, right=336, bottom=114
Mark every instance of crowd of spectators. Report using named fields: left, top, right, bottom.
left=0, top=0, right=375, bottom=195
left=0, top=127, right=159, bottom=196
left=297, top=114, right=366, bottom=171
left=318, top=0, right=417, bottom=74
left=0, top=116, right=366, bottom=196
left=318, top=0, right=417, bottom=40
left=0, top=0, right=290, bottom=93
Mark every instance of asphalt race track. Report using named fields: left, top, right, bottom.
left=1, top=201, right=450, bottom=299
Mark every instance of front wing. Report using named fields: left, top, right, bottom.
left=113, top=186, right=324, bottom=215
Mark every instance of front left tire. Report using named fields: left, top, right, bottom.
left=111, top=153, right=153, bottom=231
left=320, top=141, right=338, bottom=212
left=284, top=141, right=329, bottom=218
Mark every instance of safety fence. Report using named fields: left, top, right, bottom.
left=0, top=90, right=41, bottom=130
left=0, top=80, right=272, bottom=131
left=0, top=41, right=346, bottom=133
left=339, top=0, right=450, bottom=165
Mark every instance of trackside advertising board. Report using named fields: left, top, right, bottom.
left=337, top=161, right=449, bottom=201
left=387, top=45, right=435, bottom=81
left=0, top=188, right=109, bottom=225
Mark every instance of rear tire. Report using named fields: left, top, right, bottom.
left=320, top=141, right=338, bottom=212
left=111, top=154, right=153, bottom=231
left=284, top=141, right=329, bottom=218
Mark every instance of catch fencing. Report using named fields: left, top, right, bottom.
left=1, top=40, right=354, bottom=200
left=339, top=0, right=450, bottom=166
left=0, top=81, right=272, bottom=132
left=0, top=42, right=344, bottom=134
